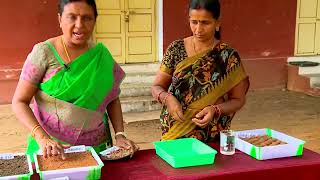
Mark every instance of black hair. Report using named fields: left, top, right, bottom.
left=189, top=0, right=221, bottom=39
left=58, top=0, right=98, bottom=19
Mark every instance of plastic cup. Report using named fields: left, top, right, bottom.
left=220, top=130, right=235, bottom=155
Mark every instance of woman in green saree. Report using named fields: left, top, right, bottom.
left=151, top=0, right=249, bottom=142
left=12, top=0, right=137, bottom=160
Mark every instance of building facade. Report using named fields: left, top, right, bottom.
left=0, top=0, right=319, bottom=103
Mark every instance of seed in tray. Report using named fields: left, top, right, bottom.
left=240, top=135, right=287, bottom=147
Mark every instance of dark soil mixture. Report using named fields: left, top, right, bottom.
left=0, top=155, right=29, bottom=177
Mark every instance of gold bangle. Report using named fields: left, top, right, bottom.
left=31, top=124, right=41, bottom=138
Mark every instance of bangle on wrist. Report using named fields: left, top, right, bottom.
left=115, top=132, right=127, bottom=138
left=31, top=124, right=41, bottom=138
left=210, top=105, right=223, bottom=119
left=162, top=92, right=173, bottom=105
left=156, top=90, right=166, bottom=104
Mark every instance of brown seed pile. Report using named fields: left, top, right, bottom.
left=37, top=151, right=98, bottom=171
left=101, top=148, right=132, bottom=160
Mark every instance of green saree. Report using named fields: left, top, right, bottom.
left=25, top=41, right=125, bottom=159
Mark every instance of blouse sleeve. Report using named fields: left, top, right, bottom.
left=20, top=43, right=48, bottom=86
left=159, top=40, right=182, bottom=76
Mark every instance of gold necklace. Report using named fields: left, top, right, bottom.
left=192, top=36, right=218, bottom=54
left=61, top=37, right=71, bottom=63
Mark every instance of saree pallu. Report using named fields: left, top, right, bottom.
left=27, top=41, right=125, bottom=157
left=160, top=43, right=249, bottom=141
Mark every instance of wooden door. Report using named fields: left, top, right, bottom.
left=95, top=0, right=126, bottom=63
left=95, top=0, right=156, bottom=63
left=125, top=0, right=156, bottom=63
left=295, top=0, right=320, bottom=55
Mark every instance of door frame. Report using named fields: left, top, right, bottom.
left=157, top=0, right=164, bottom=62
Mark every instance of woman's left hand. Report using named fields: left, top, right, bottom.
left=192, top=106, right=215, bottom=127
left=115, top=135, right=139, bottom=157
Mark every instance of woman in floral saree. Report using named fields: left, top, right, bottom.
left=12, top=0, right=137, bottom=161
left=151, top=0, right=249, bottom=142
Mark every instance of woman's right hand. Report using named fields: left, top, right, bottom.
left=36, top=136, right=70, bottom=160
left=165, top=94, right=185, bottom=122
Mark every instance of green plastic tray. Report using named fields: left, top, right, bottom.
left=154, top=138, right=217, bottom=168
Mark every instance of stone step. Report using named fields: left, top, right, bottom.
left=122, top=72, right=156, bottom=84
left=299, top=66, right=320, bottom=77
left=288, top=57, right=320, bottom=88
left=123, top=110, right=160, bottom=124
left=310, top=77, right=320, bottom=89
left=299, top=67, right=320, bottom=88
left=287, top=56, right=320, bottom=77
left=120, top=83, right=152, bottom=98
left=312, top=84, right=320, bottom=89
left=120, top=95, right=161, bottom=113
left=120, top=63, right=160, bottom=74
